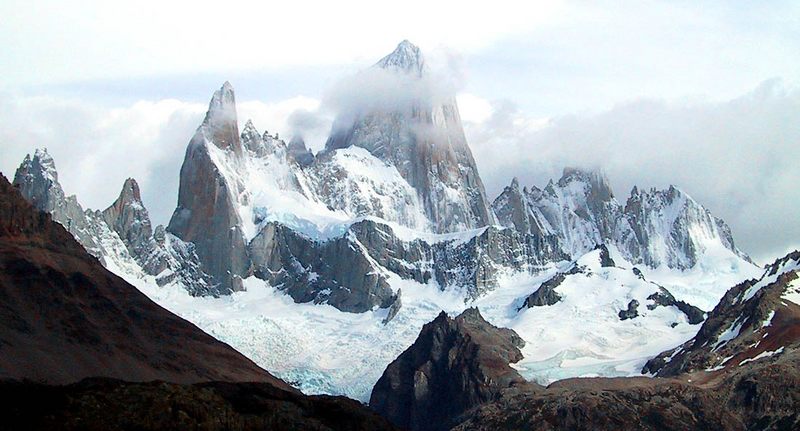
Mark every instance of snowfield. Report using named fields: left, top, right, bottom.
left=126, top=244, right=758, bottom=401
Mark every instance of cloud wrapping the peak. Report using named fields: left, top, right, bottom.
left=321, top=47, right=467, bottom=133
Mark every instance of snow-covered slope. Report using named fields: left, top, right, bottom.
left=158, top=82, right=567, bottom=311
left=131, top=244, right=758, bottom=401
left=308, top=147, right=430, bottom=232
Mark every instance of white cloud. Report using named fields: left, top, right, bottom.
left=0, top=0, right=563, bottom=87
left=239, top=96, right=326, bottom=146
left=456, top=93, right=494, bottom=124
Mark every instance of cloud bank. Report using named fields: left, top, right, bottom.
left=465, top=79, right=800, bottom=263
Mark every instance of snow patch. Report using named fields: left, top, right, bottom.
left=713, top=317, right=745, bottom=352
left=739, top=347, right=785, bottom=366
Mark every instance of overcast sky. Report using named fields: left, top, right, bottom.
left=1, top=1, right=798, bottom=264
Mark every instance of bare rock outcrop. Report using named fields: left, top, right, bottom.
left=369, top=308, right=536, bottom=431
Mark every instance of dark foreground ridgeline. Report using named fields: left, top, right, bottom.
left=1, top=378, right=395, bottom=431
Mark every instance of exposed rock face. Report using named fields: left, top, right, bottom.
left=429, top=225, right=566, bottom=299
left=308, top=148, right=430, bottom=231
left=246, top=217, right=567, bottom=312
left=597, top=243, right=616, bottom=267
left=326, top=40, right=495, bottom=233
left=521, top=273, right=565, bottom=308
left=624, top=184, right=744, bottom=269
left=249, top=221, right=398, bottom=313
left=492, top=177, right=548, bottom=237
left=646, top=288, right=705, bottom=325
left=644, top=250, right=800, bottom=377
left=0, top=174, right=401, bottom=431
left=101, top=178, right=214, bottom=295
left=12, top=151, right=215, bottom=295
left=366, top=258, right=799, bottom=430
left=153, top=82, right=565, bottom=310
left=517, top=248, right=704, bottom=325
left=12, top=151, right=164, bottom=282
left=13, top=83, right=751, bottom=326
left=492, top=168, right=752, bottom=269
left=382, top=289, right=403, bottom=324
left=167, top=82, right=251, bottom=293
left=456, top=258, right=800, bottom=429
left=0, top=174, right=287, bottom=387
left=102, top=178, right=152, bottom=260
left=240, top=119, right=267, bottom=156
left=369, top=308, right=534, bottom=431
left=288, top=135, right=315, bottom=167
left=375, top=39, right=426, bottom=76
left=619, top=299, right=640, bottom=320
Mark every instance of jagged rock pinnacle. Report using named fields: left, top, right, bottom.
left=198, top=82, right=241, bottom=156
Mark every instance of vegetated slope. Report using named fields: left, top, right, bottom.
left=0, top=173, right=288, bottom=387
left=454, top=348, right=799, bottom=431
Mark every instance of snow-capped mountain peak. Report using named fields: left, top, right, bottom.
left=327, top=43, right=495, bottom=233
left=7, top=67, right=766, bottom=406
left=29, top=148, right=58, bottom=181
left=208, top=81, right=236, bottom=116
left=102, top=178, right=151, bottom=244
left=376, top=39, right=425, bottom=76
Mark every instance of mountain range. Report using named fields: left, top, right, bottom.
left=2, top=40, right=796, bottom=430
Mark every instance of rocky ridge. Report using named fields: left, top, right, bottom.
left=11, top=42, right=755, bottom=318
left=518, top=246, right=705, bottom=326
left=0, top=173, right=285, bottom=386
left=0, top=173, right=399, bottom=431
left=13, top=151, right=214, bottom=296
left=644, top=250, right=800, bottom=377
left=492, top=168, right=751, bottom=270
